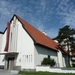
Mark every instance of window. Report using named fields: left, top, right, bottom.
left=24, top=55, right=32, bottom=62
left=27, top=55, right=28, bottom=62
left=2, top=56, right=5, bottom=62
left=11, top=32, right=12, bottom=41
left=23, top=55, right=24, bottom=62
left=25, top=55, right=26, bottom=62
left=19, top=59, right=21, bottom=62
left=29, top=55, right=30, bottom=62
left=31, top=55, right=32, bottom=62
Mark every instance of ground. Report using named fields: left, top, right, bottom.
left=19, top=71, right=75, bottom=75
left=0, top=69, right=19, bottom=75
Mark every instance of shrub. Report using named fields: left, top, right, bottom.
left=41, top=57, right=56, bottom=67
left=72, top=64, right=75, bottom=67
left=66, top=65, right=72, bottom=68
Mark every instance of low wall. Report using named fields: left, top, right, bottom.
left=36, top=66, right=75, bottom=73
left=14, top=66, right=21, bottom=70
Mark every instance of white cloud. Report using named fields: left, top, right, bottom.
left=40, top=0, right=46, bottom=12
left=45, top=28, right=58, bottom=38
left=0, top=1, right=19, bottom=16
left=0, top=0, right=23, bottom=31
left=0, top=0, right=75, bottom=38
left=56, top=0, right=75, bottom=28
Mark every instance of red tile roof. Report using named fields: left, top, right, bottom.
left=14, top=15, right=59, bottom=51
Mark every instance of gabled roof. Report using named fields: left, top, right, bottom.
left=11, top=14, right=59, bottom=51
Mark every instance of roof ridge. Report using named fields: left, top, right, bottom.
left=14, top=15, right=59, bottom=51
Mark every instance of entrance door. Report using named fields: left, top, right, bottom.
left=7, top=57, right=15, bottom=70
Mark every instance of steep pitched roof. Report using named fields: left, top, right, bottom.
left=12, top=14, right=59, bottom=51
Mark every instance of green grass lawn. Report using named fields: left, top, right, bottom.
left=19, top=71, right=75, bottom=75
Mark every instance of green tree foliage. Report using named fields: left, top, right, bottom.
left=55, top=25, right=75, bottom=66
left=55, top=25, right=75, bottom=51
left=56, top=25, right=75, bottom=43
left=41, top=57, right=56, bottom=67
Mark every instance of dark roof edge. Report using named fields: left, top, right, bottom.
left=10, top=14, right=37, bottom=44
left=0, top=28, right=7, bottom=34
left=10, top=14, right=16, bottom=23
left=11, top=14, right=59, bottom=51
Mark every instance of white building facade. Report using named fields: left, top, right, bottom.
left=0, top=14, right=68, bottom=70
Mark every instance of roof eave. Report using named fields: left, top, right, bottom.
left=35, top=43, right=58, bottom=52
left=10, top=14, right=37, bottom=44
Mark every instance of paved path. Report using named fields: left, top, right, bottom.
left=0, top=69, right=20, bottom=75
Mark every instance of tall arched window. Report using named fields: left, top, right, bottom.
left=11, top=32, right=12, bottom=41
left=31, top=55, right=32, bottom=62
left=29, top=55, right=30, bottom=62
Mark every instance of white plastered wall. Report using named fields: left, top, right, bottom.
left=57, top=50, right=64, bottom=67
left=8, top=16, right=18, bottom=52
left=16, top=20, right=35, bottom=69
left=34, top=45, right=58, bottom=67
left=0, top=31, right=7, bottom=65
left=0, top=34, right=3, bottom=65
left=0, top=34, right=3, bottom=53
left=58, top=50, right=68, bottom=67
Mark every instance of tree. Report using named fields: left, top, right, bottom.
left=41, top=57, right=56, bottom=67
left=55, top=25, right=75, bottom=66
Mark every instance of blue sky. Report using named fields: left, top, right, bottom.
left=0, top=0, right=75, bottom=38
